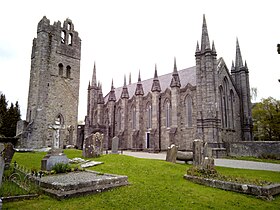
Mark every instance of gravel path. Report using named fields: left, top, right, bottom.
left=122, top=151, right=280, bottom=172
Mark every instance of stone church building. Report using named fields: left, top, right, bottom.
left=16, top=15, right=252, bottom=152
left=85, top=15, right=253, bottom=153
left=17, top=16, right=81, bottom=148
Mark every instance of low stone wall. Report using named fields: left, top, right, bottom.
left=184, top=175, right=280, bottom=199
left=226, top=141, right=280, bottom=157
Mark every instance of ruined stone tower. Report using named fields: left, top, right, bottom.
left=17, top=16, right=81, bottom=148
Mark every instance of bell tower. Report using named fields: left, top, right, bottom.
left=23, top=16, right=81, bottom=148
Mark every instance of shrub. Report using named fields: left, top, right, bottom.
left=51, top=163, right=71, bottom=174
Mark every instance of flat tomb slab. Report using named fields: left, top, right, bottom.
left=184, top=174, right=280, bottom=200
left=39, top=170, right=129, bottom=199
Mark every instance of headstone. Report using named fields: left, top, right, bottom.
left=3, top=142, right=15, bottom=169
left=166, top=144, right=178, bottom=163
left=193, top=139, right=203, bottom=166
left=41, top=149, right=69, bottom=171
left=202, top=143, right=215, bottom=170
left=111, top=136, right=119, bottom=154
left=83, top=132, right=103, bottom=158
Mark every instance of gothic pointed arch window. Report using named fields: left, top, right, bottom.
left=132, top=106, right=136, bottom=130
left=219, top=86, right=225, bottom=127
left=117, top=107, right=122, bottom=131
left=58, top=63, right=63, bottom=76
left=223, top=77, right=229, bottom=128
left=54, top=114, right=64, bottom=125
left=165, top=99, right=171, bottom=128
left=185, top=95, right=192, bottom=127
left=66, top=65, right=71, bottom=78
left=230, top=90, right=235, bottom=129
left=146, top=103, right=152, bottom=129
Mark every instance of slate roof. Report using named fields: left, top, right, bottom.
left=104, top=66, right=196, bottom=103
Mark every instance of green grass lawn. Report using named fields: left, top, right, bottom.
left=3, top=149, right=280, bottom=210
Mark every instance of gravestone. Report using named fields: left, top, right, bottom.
left=83, top=132, right=103, bottom=158
left=193, top=139, right=203, bottom=166
left=193, top=139, right=214, bottom=170
left=3, top=142, right=15, bottom=169
left=166, top=144, right=178, bottom=163
left=0, top=143, right=4, bottom=210
left=111, top=136, right=119, bottom=154
left=41, top=149, right=69, bottom=171
left=41, top=125, right=69, bottom=171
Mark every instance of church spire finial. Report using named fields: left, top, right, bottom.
left=170, top=58, right=181, bottom=88
left=129, top=72, right=131, bottom=85
left=135, top=69, right=144, bottom=96
left=154, top=64, right=158, bottom=78
left=196, top=41, right=200, bottom=53
left=212, top=41, right=216, bottom=54
left=151, top=64, right=161, bottom=92
left=121, top=74, right=129, bottom=99
left=111, top=78, right=114, bottom=90
left=201, top=14, right=211, bottom=53
left=91, top=62, right=97, bottom=87
left=108, top=78, right=116, bottom=102
left=138, top=70, right=141, bottom=82
left=124, top=74, right=127, bottom=86
left=173, top=57, right=177, bottom=72
left=235, top=38, right=243, bottom=68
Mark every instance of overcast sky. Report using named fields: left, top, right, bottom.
left=0, top=0, right=280, bottom=121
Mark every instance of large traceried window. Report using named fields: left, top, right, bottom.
left=165, top=100, right=171, bottom=128
left=185, top=95, right=192, bottom=127
left=219, top=86, right=225, bottom=127
left=146, top=103, right=152, bottom=129
left=223, top=78, right=229, bottom=128
left=230, top=90, right=235, bottom=129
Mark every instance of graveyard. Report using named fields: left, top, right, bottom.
left=1, top=149, right=280, bottom=209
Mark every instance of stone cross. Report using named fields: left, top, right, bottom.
left=68, top=125, right=74, bottom=145
left=111, top=136, right=119, bottom=154
left=49, top=124, right=61, bottom=149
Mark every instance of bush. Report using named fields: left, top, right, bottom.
left=51, top=163, right=71, bottom=174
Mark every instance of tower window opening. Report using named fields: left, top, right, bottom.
left=58, top=63, right=63, bottom=76
left=66, top=66, right=71, bottom=78
left=67, top=23, right=71, bottom=30
left=61, top=31, right=66, bottom=44
left=68, top=33, right=73, bottom=46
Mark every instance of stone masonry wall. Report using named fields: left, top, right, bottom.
left=226, top=141, right=280, bottom=157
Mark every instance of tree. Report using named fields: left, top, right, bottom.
left=252, top=97, right=280, bottom=141
left=0, top=93, right=21, bottom=137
